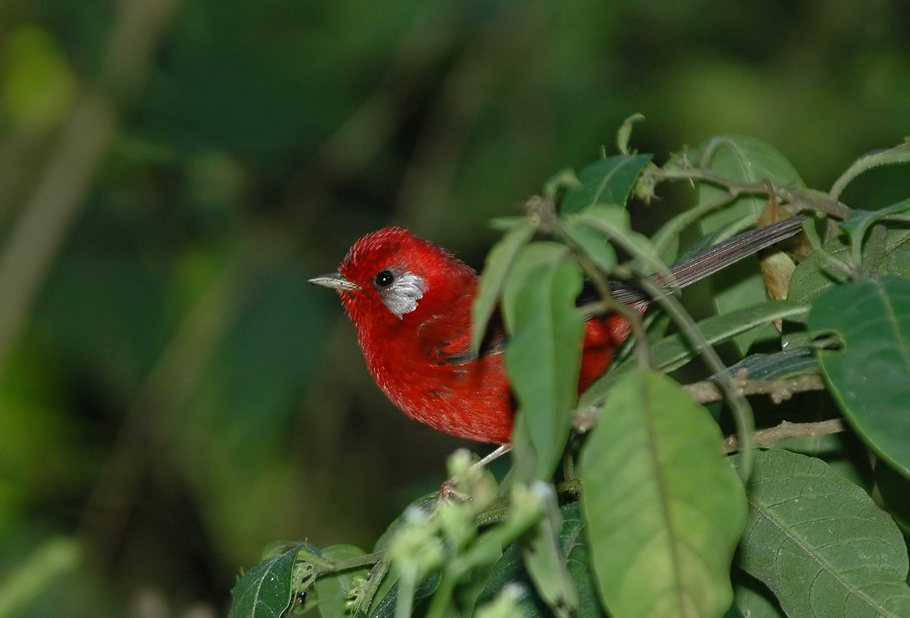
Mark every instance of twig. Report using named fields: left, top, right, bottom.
left=724, top=419, right=845, bottom=453
left=645, top=162, right=852, bottom=222
left=684, top=373, right=826, bottom=404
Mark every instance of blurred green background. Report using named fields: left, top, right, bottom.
left=0, top=0, right=908, bottom=615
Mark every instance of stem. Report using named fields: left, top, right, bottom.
left=424, top=572, right=459, bottom=618
left=395, top=570, right=416, bottom=618
left=644, top=163, right=853, bottom=240
left=329, top=552, right=383, bottom=573
left=829, top=141, right=910, bottom=200
left=356, top=560, right=390, bottom=614
left=568, top=244, right=652, bottom=369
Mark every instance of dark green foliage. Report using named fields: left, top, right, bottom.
left=3, top=0, right=910, bottom=615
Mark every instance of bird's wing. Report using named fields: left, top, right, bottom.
left=417, top=311, right=505, bottom=366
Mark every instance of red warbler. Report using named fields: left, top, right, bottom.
left=310, top=217, right=804, bottom=445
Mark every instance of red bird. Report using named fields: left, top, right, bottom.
left=310, top=217, right=804, bottom=445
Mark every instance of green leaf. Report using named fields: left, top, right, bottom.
left=560, top=220, right=618, bottom=273
left=650, top=300, right=809, bottom=374
left=695, top=134, right=805, bottom=235
left=735, top=449, right=910, bottom=617
left=578, top=300, right=810, bottom=409
left=722, top=347, right=817, bottom=381
left=570, top=205, right=669, bottom=278
left=230, top=544, right=304, bottom=618
left=839, top=199, right=910, bottom=270
left=731, top=578, right=784, bottom=618
left=503, top=243, right=585, bottom=482
left=314, top=545, right=369, bottom=618
left=471, top=219, right=537, bottom=353
left=559, top=503, right=607, bottom=618
left=522, top=489, right=578, bottom=617
left=579, top=368, right=747, bottom=618
left=560, top=154, right=653, bottom=214
left=475, top=539, right=548, bottom=617
left=807, top=276, right=910, bottom=476
left=696, top=135, right=805, bottom=354
left=366, top=570, right=442, bottom=618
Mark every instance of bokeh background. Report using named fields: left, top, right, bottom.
left=0, top=0, right=908, bottom=615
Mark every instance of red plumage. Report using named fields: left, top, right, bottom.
left=333, top=228, right=516, bottom=443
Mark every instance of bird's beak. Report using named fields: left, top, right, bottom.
left=309, top=272, right=361, bottom=292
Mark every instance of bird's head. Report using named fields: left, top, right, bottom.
left=310, top=227, right=477, bottom=329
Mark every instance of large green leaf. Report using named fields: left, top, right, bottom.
left=696, top=135, right=806, bottom=354
left=471, top=219, right=537, bottom=353
left=560, top=154, right=652, bottom=214
left=503, top=243, right=585, bottom=482
left=735, top=449, right=910, bottom=617
left=579, top=368, right=746, bottom=618
left=807, top=276, right=910, bottom=476
left=230, top=544, right=305, bottom=618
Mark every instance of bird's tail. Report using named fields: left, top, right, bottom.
left=608, top=215, right=806, bottom=306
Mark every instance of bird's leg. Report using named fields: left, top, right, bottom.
left=473, top=443, right=511, bottom=470
left=438, top=444, right=511, bottom=500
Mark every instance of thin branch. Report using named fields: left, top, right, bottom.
left=572, top=374, right=828, bottom=434
left=684, top=373, right=826, bottom=404
left=645, top=163, right=852, bottom=223
left=724, top=419, right=845, bottom=453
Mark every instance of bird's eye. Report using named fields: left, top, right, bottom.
left=374, top=270, right=395, bottom=288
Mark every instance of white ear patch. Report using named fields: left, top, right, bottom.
left=378, top=271, right=425, bottom=318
